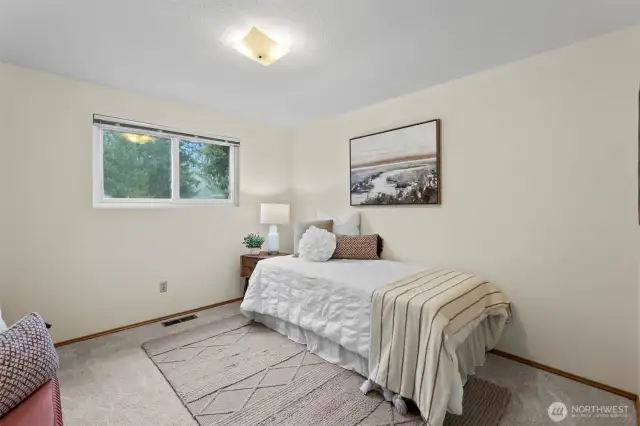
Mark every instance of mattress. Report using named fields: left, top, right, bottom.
left=240, top=256, right=424, bottom=358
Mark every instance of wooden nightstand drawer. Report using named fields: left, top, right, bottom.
left=242, top=256, right=261, bottom=277
left=241, top=265, right=255, bottom=277
left=241, top=257, right=260, bottom=277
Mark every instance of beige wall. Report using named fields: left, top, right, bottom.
left=292, top=26, right=640, bottom=392
left=0, top=62, right=293, bottom=342
left=0, top=66, right=10, bottom=305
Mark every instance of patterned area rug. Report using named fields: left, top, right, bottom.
left=142, top=314, right=510, bottom=426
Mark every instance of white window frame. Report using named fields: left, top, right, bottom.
left=92, top=116, right=239, bottom=208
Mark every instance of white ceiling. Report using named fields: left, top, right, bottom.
left=1, top=0, right=639, bottom=126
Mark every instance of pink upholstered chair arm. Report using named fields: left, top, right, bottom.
left=0, top=377, right=62, bottom=426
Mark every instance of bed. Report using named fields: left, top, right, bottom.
left=240, top=255, right=509, bottom=424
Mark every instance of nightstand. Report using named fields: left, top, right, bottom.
left=241, top=252, right=290, bottom=295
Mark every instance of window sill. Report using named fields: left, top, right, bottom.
left=93, top=200, right=238, bottom=208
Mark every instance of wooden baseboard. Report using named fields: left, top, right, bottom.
left=490, top=349, right=637, bottom=401
left=54, top=297, right=243, bottom=348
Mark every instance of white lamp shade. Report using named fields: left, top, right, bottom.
left=260, top=203, right=290, bottom=224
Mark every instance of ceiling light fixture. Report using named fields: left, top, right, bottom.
left=233, top=26, right=289, bottom=66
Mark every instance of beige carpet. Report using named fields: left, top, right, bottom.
left=142, top=314, right=510, bottom=426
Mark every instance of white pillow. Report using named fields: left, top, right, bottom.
left=317, top=212, right=360, bottom=236
left=298, top=226, right=337, bottom=262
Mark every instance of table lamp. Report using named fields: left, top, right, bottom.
left=260, top=203, right=290, bottom=254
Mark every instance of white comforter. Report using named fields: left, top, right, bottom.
left=240, top=256, right=424, bottom=358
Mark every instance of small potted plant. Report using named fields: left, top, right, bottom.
left=242, top=233, right=265, bottom=255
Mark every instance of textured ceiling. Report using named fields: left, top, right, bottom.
left=1, top=0, right=639, bottom=125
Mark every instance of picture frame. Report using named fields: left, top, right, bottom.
left=349, top=119, right=441, bottom=206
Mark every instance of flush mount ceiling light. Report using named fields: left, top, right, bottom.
left=233, top=26, right=289, bottom=66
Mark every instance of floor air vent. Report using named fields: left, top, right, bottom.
left=161, top=314, right=198, bottom=327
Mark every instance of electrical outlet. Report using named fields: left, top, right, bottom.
left=159, top=281, right=168, bottom=293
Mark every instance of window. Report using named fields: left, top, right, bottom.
left=93, top=115, right=239, bottom=207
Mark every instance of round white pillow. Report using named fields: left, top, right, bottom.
left=298, top=226, right=337, bottom=262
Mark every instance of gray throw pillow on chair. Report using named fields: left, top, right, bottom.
left=0, top=313, right=59, bottom=416
left=293, top=219, right=333, bottom=257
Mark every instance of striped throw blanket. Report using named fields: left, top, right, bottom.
left=368, top=268, right=511, bottom=426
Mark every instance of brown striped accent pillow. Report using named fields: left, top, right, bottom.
left=332, top=234, right=381, bottom=260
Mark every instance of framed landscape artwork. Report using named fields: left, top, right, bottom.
left=350, top=119, right=441, bottom=206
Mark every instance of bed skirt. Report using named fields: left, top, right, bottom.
left=250, top=312, right=495, bottom=414
left=252, top=313, right=370, bottom=376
